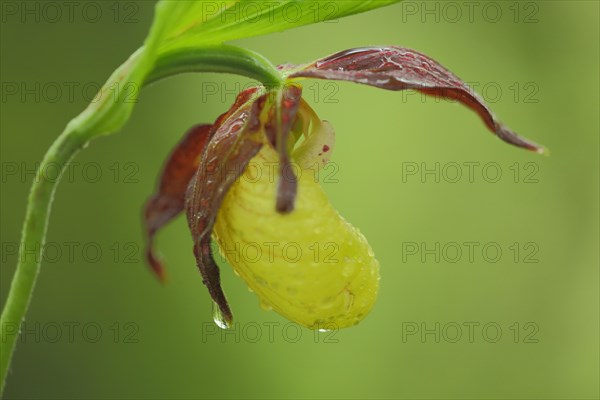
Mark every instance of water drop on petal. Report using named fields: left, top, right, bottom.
left=259, top=300, right=273, bottom=311
left=212, top=301, right=230, bottom=330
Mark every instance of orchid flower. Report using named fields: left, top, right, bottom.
left=143, top=46, right=545, bottom=330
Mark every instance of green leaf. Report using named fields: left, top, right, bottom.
left=158, top=0, right=400, bottom=43
left=155, top=0, right=402, bottom=52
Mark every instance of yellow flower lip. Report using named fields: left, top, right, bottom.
left=214, top=107, right=380, bottom=329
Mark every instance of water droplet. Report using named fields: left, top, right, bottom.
left=314, top=320, right=337, bottom=332
left=342, top=264, right=354, bottom=277
left=212, top=301, right=230, bottom=330
left=259, top=300, right=272, bottom=311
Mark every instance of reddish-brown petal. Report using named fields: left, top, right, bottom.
left=185, top=88, right=266, bottom=324
left=143, top=87, right=263, bottom=284
left=143, top=124, right=215, bottom=282
left=286, top=47, right=544, bottom=153
left=264, top=84, right=303, bottom=213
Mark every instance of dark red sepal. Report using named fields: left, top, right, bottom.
left=287, top=46, right=544, bottom=153
left=143, top=124, right=215, bottom=282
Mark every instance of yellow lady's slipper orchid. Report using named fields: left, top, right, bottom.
left=143, top=47, right=544, bottom=330
left=214, top=101, right=379, bottom=330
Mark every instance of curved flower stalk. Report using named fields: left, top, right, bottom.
left=144, top=46, right=545, bottom=330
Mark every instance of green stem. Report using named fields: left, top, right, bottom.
left=0, top=44, right=281, bottom=396
left=0, top=126, right=84, bottom=392
left=146, top=45, right=283, bottom=87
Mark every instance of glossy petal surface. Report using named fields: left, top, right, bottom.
left=286, top=46, right=544, bottom=152
left=144, top=124, right=214, bottom=281
left=185, top=88, right=266, bottom=324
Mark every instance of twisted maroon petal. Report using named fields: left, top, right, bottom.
left=286, top=46, right=544, bottom=153
left=185, top=88, right=266, bottom=324
left=265, top=84, right=303, bottom=213
left=143, top=124, right=215, bottom=282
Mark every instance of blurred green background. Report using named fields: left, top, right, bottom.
left=1, top=1, right=598, bottom=399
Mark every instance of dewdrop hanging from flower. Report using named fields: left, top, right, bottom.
left=142, top=47, right=545, bottom=330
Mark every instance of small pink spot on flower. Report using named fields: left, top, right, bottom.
left=322, top=145, right=330, bottom=152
